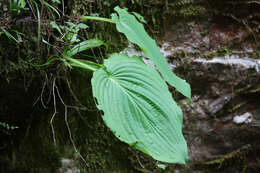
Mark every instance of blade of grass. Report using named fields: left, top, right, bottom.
left=65, top=39, right=108, bottom=57
left=2, top=28, right=20, bottom=43
left=33, top=1, right=41, bottom=48
left=43, top=1, right=60, bottom=18
left=26, top=57, right=64, bottom=67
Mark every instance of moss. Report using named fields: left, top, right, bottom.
left=0, top=76, right=61, bottom=173
left=167, top=0, right=208, bottom=20
left=196, top=144, right=254, bottom=172
left=67, top=69, right=135, bottom=172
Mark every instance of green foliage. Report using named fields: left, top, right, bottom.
left=50, top=21, right=89, bottom=44
left=72, top=6, right=190, bottom=164
left=46, top=21, right=106, bottom=71
left=111, top=6, right=191, bottom=98
left=63, top=39, right=107, bottom=71
left=62, top=22, right=88, bottom=43
left=2, top=0, right=191, bottom=166
left=65, top=39, right=107, bottom=57
left=132, top=12, right=147, bottom=24
left=156, top=163, right=167, bottom=169
left=0, top=121, right=19, bottom=130
left=42, top=0, right=60, bottom=18
left=9, top=0, right=28, bottom=16
left=0, top=28, right=20, bottom=43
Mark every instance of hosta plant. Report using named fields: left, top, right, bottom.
left=63, top=6, right=191, bottom=164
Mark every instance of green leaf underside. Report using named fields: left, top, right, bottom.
left=111, top=6, right=191, bottom=98
left=91, top=54, right=187, bottom=164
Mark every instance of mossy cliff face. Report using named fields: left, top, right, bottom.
left=0, top=0, right=162, bottom=172
left=0, top=75, right=60, bottom=172
left=1, top=0, right=259, bottom=172
left=0, top=70, right=140, bottom=172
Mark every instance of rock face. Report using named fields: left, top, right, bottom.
left=161, top=24, right=260, bottom=172
left=179, top=58, right=260, bottom=172
left=181, top=53, right=260, bottom=172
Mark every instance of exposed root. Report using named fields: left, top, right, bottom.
left=40, top=78, right=48, bottom=109
left=33, top=71, right=91, bottom=167
left=133, top=153, right=153, bottom=173
left=136, top=154, right=146, bottom=170
left=50, top=77, right=58, bottom=145
left=55, top=84, right=89, bottom=166
left=33, top=73, right=52, bottom=108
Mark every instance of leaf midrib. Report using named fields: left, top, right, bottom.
left=108, top=74, right=175, bottom=153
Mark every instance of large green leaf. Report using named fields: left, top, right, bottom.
left=111, top=6, right=191, bottom=98
left=91, top=53, right=187, bottom=164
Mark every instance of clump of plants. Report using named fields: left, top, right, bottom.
left=61, top=6, right=191, bottom=164
left=0, top=121, right=18, bottom=130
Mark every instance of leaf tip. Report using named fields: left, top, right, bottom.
left=113, top=5, right=121, bottom=11
left=184, top=83, right=191, bottom=99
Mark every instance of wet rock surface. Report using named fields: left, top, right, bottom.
left=59, top=158, right=80, bottom=173
left=165, top=23, right=260, bottom=172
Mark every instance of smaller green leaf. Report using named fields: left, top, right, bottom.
left=19, top=0, right=26, bottom=8
left=111, top=6, right=191, bottom=98
left=132, top=12, right=146, bottom=24
left=26, top=56, right=64, bottom=67
left=34, top=2, right=41, bottom=47
left=2, top=28, right=20, bottom=43
left=50, top=21, right=62, bottom=34
left=43, top=1, right=61, bottom=18
left=66, top=22, right=76, bottom=28
left=42, top=39, right=53, bottom=47
left=77, top=23, right=88, bottom=29
left=70, top=32, right=79, bottom=43
left=65, top=39, right=108, bottom=57
left=51, top=0, right=61, bottom=3
left=156, top=163, right=167, bottom=169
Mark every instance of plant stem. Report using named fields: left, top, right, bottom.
left=80, top=16, right=115, bottom=24
left=64, top=56, right=102, bottom=72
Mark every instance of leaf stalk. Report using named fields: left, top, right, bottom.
left=80, top=16, right=115, bottom=24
